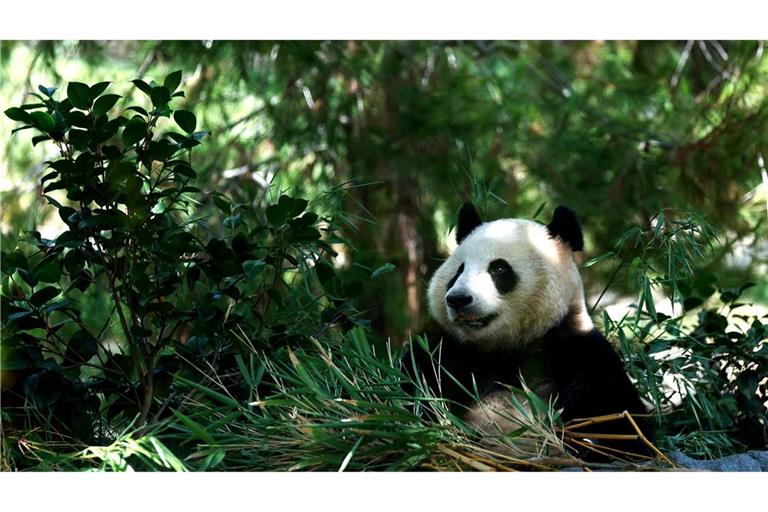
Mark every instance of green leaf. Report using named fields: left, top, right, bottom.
left=174, top=375, right=239, bottom=407
left=90, top=81, right=111, bottom=98
left=68, top=129, right=89, bottom=149
left=643, top=277, right=657, bottom=319
left=54, top=231, right=83, bottom=249
left=291, top=225, right=320, bottom=242
left=92, top=94, right=121, bottom=118
left=266, top=195, right=309, bottom=225
left=164, top=70, right=183, bottom=92
left=44, top=299, right=74, bottom=314
left=122, top=117, right=147, bottom=146
left=66, top=329, right=98, bottom=362
left=38, top=85, right=56, bottom=97
left=292, top=212, right=318, bottom=227
left=371, top=263, right=396, bottom=279
left=243, top=259, right=266, bottom=279
left=8, top=311, right=34, bottom=323
left=2, top=250, right=29, bottom=272
left=30, top=286, right=60, bottom=307
left=67, top=82, right=92, bottom=109
left=531, top=201, right=548, bottom=220
left=0, top=337, right=35, bottom=371
left=582, top=251, right=616, bottom=268
left=30, top=111, right=55, bottom=133
left=32, top=135, right=51, bottom=146
left=35, top=259, right=62, bottom=283
left=173, top=110, right=196, bottom=134
left=5, top=107, right=33, bottom=123
left=51, top=110, right=66, bottom=131
left=132, top=79, right=153, bottom=96
left=172, top=409, right=216, bottom=444
left=66, top=110, right=89, bottom=128
left=57, top=98, right=72, bottom=113
left=126, top=105, right=148, bottom=117
left=172, top=163, right=196, bottom=179
left=41, top=171, right=58, bottom=185
left=150, top=86, right=171, bottom=107
left=210, top=193, right=230, bottom=213
left=265, top=205, right=282, bottom=225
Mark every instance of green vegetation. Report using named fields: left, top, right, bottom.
left=1, top=41, right=766, bottom=471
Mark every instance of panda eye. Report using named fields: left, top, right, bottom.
left=488, top=259, right=511, bottom=275
left=488, top=259, right=517, bottom=294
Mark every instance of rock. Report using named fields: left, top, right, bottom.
left=669, top=450, right=768, bottom=471
left=747, top=450, right=768, bottom=471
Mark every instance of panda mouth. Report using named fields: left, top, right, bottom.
left=456, top=313, right=498, bottom=329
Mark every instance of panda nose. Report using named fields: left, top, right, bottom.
left=446, top=292, right=473, bottom=310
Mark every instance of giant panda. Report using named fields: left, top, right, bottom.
left=412, top=202, right=652, bottom=459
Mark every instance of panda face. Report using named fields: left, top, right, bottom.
left=427, top=209, right=591, bottom=350
left=442, top=256, right=517, bottom=329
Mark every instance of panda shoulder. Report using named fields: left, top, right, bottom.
left=545, top=324, right=623, bottom=365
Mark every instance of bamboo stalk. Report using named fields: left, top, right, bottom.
left=436, top=445, right=496, bottom=471
left=622, top=411, right=674, bottom=466
left=454, top=443, right=558, bottom=471
left=564, top=432, right=641, bottom=441
left=564, top=410, right=675, bottom=467
left=565, top=412, right=629, bottom=430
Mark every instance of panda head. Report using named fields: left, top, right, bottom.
left=427, top=203, right=593, bottom=350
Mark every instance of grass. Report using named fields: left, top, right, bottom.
left=3, top=432, right=186, bottom=472
left=2, top=326, right=678, bottom=472
left=6, top=284, right=764, bottom=471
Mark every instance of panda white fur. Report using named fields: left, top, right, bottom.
left=413, top=202, right=651, bottom=457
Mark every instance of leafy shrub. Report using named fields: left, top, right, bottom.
left=591, top=211, right=768, bottom=457
left=615, top=284, right=768, bottom=457
left=1, top=73, right=372, bottom=467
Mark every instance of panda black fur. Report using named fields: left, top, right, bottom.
left=412, top=203, right=652, bottom=459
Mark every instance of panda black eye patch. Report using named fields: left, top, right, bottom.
left=488, top=259, right=517, bottom=294
left=446, top=263, right=464, bottom=290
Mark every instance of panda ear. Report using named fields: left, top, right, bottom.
left=456, top=202, right=483, bottom=244
left=547, top=205, right=584, bottom=252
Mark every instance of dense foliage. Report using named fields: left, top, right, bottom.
left=1, top=73, right=377, bottom=465
left=3, top=41, right=767, bottom=336
left=1, top=41, right=767, bottom=470
left=592, top=214, right=768, bottom=456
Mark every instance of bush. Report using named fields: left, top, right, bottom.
left=614, top=284, right=768, bottom=458
left=1, top=73, right=372, bottom=468
left=592, top=212, right=768, bottom=457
